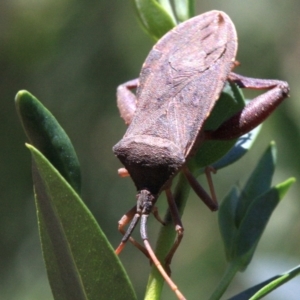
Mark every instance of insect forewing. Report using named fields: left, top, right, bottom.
left=125, top=11, right=237, bottom=157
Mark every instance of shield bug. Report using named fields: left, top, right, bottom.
left=113, top=10, right=289, bottom=299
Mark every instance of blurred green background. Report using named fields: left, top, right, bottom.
left=2, top=0, right=300, bottom=299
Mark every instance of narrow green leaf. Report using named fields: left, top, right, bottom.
left=204, top=82, right=246, bottom=131
left=15, top=90, right=81, bottom=194
left=28, top=144, right=137, bottom=300
left=235, top=142, right=277, bottom=226
left=228, top=264, right=300, bottom=300
left=132, top=0, right=176, bottom=40
left=276, top=177, right=296, bottom=200
left=157, top=0, right=176, bottom=22
left=234, top=178, right=295, bottom=269
left=211, top=125, right=261, bottom=171
left=250, top=264, right=300, bottom=300
left=173, top=0, right=195, bottom=21
left=228, top=276, right=281, bottom=300
left=218, top=187, right=239, bottom=261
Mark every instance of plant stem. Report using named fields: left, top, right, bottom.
left=209, top=261, right=240, bottom=300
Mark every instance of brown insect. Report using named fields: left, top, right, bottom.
left=113, top=10, right=289, bottom=300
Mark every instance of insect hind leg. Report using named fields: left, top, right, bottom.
left=208, top=72, right=289, bottom=140
left=117, top=78, right=139, bottom=125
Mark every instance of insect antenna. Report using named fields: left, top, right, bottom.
left=140, top=214, right=186, bottom=300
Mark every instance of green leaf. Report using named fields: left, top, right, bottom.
left=235, top=142, right=276, bottom=226
left=250, top=265, right=300, bottom=300
left=218, top=187, right=239, bottom=261
left=234, top=178, right=295, bottom=269
left=215, top=143, right=295, bottom=299
left=205, top=82, right=246, bottom=132
left=157, top=0, right=176, bottom=22
left=211, top=125, right=261, bottom=171
left=173, top=0, right=195, bottom=21
left=28, top=144, right=137, bottom=300
left=191, top=83, right=246, bottom=169
left=228, top=265, right=300, bottom=300
left=228, top=276, right=278, bottom=300
left=132, top=0, right=176, bottom=40
left=15, top=90, right=81, bottom=194
left=214, top=176, right=294, bottom=300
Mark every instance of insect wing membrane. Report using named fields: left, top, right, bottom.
left=125, top=11, right=237, bottom=157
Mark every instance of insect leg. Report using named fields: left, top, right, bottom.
left=140, top=214, right=186, bottom=300
left=182, top=166, right=218, bottom=211
left=205, top=166, right=217, bottom=205
left=117, top=167, right=130, bottom=177
left=115, top=205, right=149, bottom=257
left=164, top=188, right=184, bottom=274
left=117, top=78, right=139, bottom=125
left=152, top=206, right=166, bottom=226
left=208, top=73, right=289, bottom=140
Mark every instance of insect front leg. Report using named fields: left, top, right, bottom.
left=117, top=78, right=139, bottom=125
left=207, top=73, right=289, bottom=140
